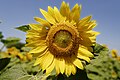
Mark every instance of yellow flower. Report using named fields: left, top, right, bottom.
left=111, top=49, right=118, bottom=58
left=26, top=53, right=33, bottom=61
left=16, top=53, right=27, bottom=61
left=111, top=49, right=120, bottom=61
left=6, top=47, right=19, bottom=57
left=26, top=1, right=99, bottom=76
left=0, top=52, right=9, bottom=58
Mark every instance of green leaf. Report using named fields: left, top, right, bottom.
left=16, top=25, right=31, bottom=32
left=6, top=42, right=25, bottom=49
left=88, top=73, right=104, bottom=80
left=0, top=58, right=10, bottom=71
left=0, top=64, right=28, bottom=80
left=93, top=43, right=104, bottom=53
left=17, top=75, right=36, bottom=80
left=1, top=37, right=20, bottom=46
left=85, top=45, right=120, bottom=80
left=0, top=32, right=3, bottom=39
left=36, top=71, right=50, bottom=80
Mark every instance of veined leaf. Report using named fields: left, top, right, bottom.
left=16, top=75, right=36, bottom=80
left=0, top=64, right=28, bottom=80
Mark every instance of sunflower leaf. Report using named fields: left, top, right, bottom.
left=16, top=75, right=36, bottom=80
left=16, top=25, right=31, bottom=32
left=93, top=43, right=108, bottom=53
left=1, top=37, right=20, bottom=46
left=85, top=46, right=120, bottom=80
left=0, top=64, right=28, bottom=80
left=0, top=58, right=10, bottom=71
left=6, top=42, right=25, bottom=49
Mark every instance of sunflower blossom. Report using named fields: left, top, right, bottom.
left=26, top=1, right=100, bottom=76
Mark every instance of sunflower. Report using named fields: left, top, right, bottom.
left=26, top=1, right=99, bottom=76
left=7, top=47, right=19, bottom=57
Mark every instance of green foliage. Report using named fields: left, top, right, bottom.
left=0, top=32, right=3, bottom=40
left=17, top=75, right=35, bottom=80
left=16, top=25, right=31, bottom=32
left=0, top=58, right=45, bottom=80
left=1, top=37, right=21, bottom=48
left=86, top=44, right=120, bottom=80
left=6, top=42, right=25, bottom=49
left=93, top=43, right=108, bottom=53
left=0, top=64, right=28, bottom=80
left=0, top=58, right=10, bottom=71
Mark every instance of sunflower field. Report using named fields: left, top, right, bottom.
left=0, top=1, right=120, bottom=80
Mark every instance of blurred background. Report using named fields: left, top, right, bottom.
left=0, top=0, right=120, bottom=53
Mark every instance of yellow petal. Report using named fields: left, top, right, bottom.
left=34, top=17, right=51, bottom=27
left=34, top=57, right=43, bottom=66
left=80, top=36, right=95, bottom=46
left=71, top=65, right=76, bottom=75
left=78, top=47, right=94, bottom=57
left=54, top=7, right=66, bottom=22
left=26, top=40, right=46, bottom=47
left=81, top=31, right=100, bottom=37
left=58, top=58, right=65, bottom=74
left=30, top=45, right=47, bottom=53
left=80, top=41, right=93, bottom=47
left=65, top=63, right=71, bottom=76
left=73, top=59, right=83, bottom=70
left=77, top=53, right=90, bottom=62
left=26, top=34, right=40, bottom=38
left=87, top=30, right=100, bottom=36
left=33, top=48, right=48, bottom=58
left=33, top=50, right=47, bottom=66
left=87, top=21, right=97, bottom=30
left=26, top=37, right=46, bottom=43
left=27, top=29, right=39, bottom=34
left=89, top=36, right=96, bottom=43
left=40, top=9, right=56, bottom=24
left=78, top=16, right=92, bottom=30
left=41, top=52, right=54, bottom=71
left=70, top=4, right=81, bottom=22
left=55, top=58, right=60, bottom=75
left=90, top=31, right=100, bottom=36
left=78, top=20, right=97, bottom=32
left=64, top=57, right=74, bottom=76
left=26, top=28, right=48, bottom=39
left=29, top=24, right=42, bottom=31
left=70, top=20, right=76, bottom=25
left=48, top=6, right=55, bottom=18
left=80, top=16, right=92, bottom=23
left=60, top=1, right=70, bottom=19
left=26, top=30, right=40, bottom=38
left=81, top=46, right=93, bottom=52
left=46, top=58, right=55, bottom=75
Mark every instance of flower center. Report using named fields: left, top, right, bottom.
left=46, top=23, right=79, bottom=57
left=54, top=30, right=72, bottom=48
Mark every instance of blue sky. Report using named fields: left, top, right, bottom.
left=0, top=0, right=120, bottom=53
